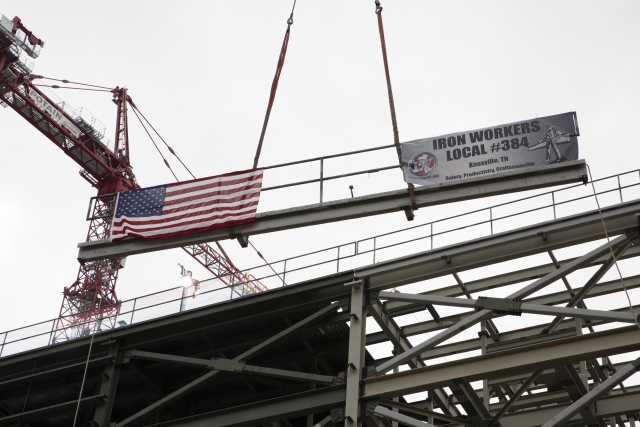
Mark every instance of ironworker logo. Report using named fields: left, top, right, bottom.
left=409, top=152, right=437, bottom=176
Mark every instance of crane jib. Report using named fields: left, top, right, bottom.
left=27, top=87, right=81, bottom=138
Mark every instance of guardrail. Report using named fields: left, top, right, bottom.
left=2, top=167, right=639, bottom=358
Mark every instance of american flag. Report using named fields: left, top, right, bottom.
left=110, top=169, right=263, bottom=242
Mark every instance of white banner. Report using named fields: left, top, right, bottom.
left=28, top=87, right=81, bottom=138
left=401, top=112, right=579, bottom=186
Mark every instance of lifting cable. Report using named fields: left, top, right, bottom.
left=128, top=102, right=197, bottom=180
left=30, top=74, right=113, bottom=90
left=374, top=1, right=418, bottom=214
left=31, top=84, right=111, bottom=93
left=130, top=105, right=180, bottom=182
left=252, top=0, right=297, bottom=169
left=72, top=296, right=103, bottom=427
left=586, top=164, right=640, bottom=333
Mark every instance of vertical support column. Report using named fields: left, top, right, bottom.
left=426, top=392, right=434, bottom=425
left=479, top=320, right=490, bottom=411
left=391, top=344, right=399, bottom=427
left=345, top=280, right=366, bottom=427
left=93, top=340, right=121, bottom=427
left=575, top=319, right=588, bottom=389
left=307, top=354, right=318, bottom=427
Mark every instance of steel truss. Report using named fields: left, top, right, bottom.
left=1, top=200, right=640, bottom=427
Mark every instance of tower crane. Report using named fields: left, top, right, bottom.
left=0, top=14, right=265, bottom=341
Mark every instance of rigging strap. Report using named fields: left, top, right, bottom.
left=374, top=1, right=418, bottom=213
left=252, top=1, right=297, bottom=169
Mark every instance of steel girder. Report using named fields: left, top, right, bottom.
left=362, top=326, right=640, bottom=399
left=77, top=161, right=588, bottom=262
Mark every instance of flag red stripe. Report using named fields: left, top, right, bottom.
left=164, top=182, right=261, bottom=207
left=165, top=174, right=263, bottom=198
left=112, top=210, right=257, bottom=235
left=112, top=200, right=259, bottom=228
left=162, top=193, right=260, bottom=215
left=112, top=217, right=257, bottom=240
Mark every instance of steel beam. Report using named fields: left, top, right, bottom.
left=489, top=369, right=543, bottom=426
left=116, top=301, right=340, bottom=427
left=540, top=242, right=631, bottom=335
left=77, top=161, right=587, bottom=262
left=0, top=395, right=105, bottom=426
left=379, top=291, right=640, bottom=324
left=125, top=350, right=337, bottom=385
left=542, top=358, right=640, bottom=427
left=363, top=326, right=640, bottom=399
left=345, top=281, right=367, bottom=427
left=449, top=377, right=491, bottom=427
left=553, top=364, right=605, bottom=427
left=93, top=340, right=121, bottom=427
left=382, top=245, right=640, bottom=315
left=378, top=400, right=472, bottom=427
left=372, top=406, right=437, bottom=427
left=374, top=234, right=631, bottom=374
left=360, top=201, right=640, bottom=293
left=0, top=355, right=114, bottom=388
left=363, top=414, right=393, bottom=427
left=150, top=385, right=346, bottom=427
left=366, top=301, right=460, bottom=417
left=497, top=390, right=640, bottom=427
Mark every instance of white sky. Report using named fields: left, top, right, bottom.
left=1, top=0, right=639, bottom=341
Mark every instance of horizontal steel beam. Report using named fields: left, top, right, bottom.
left=147, top=385, right=346, bottom=427
left=359, top=199, right=640, bottom=292
left=498, top=390, right=640, bottom=427
left=384, top=244, right=640, bottom=315
left=379, top=291, right=640, bottom=324
left=0, top=395, right=105, bottom=426
left=378, top=400, right=472, bottom=427
left=0, top=355, right=114, bottom=388
left=363, top=326, right=640, bottom=399
left=373, top=405, right=437, bottom=427
left=78, top=161, right=587, bottom=262
left=126, top=350, right=338, bottom=385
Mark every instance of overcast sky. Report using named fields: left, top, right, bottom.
left=1, top=1, right=639, bottom=338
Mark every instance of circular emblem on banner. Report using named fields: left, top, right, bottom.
left=409, top=152, right=438, bottom=176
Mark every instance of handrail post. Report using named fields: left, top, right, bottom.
left=337, top=246, right=341, bottom=272
left=47, top=319, right=56, bottom=346
left=282, top=259, right=287, bottom=286
left=130, top=298, right=137, bottom=325
left=0, top=332, right=6, bottom=357
left=489, top=208, right=493, bottom=234
left=373, top=237, right=377, bottom=264
left=319, top=158, right=324, bottom=203
left=552, top=191, right=557, bottom=219
left=618, top=175, right=623, bottom=203
left=430, top=223, right=433, bottom=250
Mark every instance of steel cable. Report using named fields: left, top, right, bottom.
left=586, top=164, right=640, bottom=332
left=252, top=0, right=297, bottom=169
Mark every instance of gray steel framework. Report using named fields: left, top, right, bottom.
left=1, top=197, right=640, bottom=427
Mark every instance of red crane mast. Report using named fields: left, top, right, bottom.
left=0, top=14, right=263, bottom=340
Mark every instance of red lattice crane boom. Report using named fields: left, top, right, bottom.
left=0, top=14, right=263, bottom=340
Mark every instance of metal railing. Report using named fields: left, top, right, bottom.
left=261, top=144, right=397, bottom=203
left=2, top=168, right=639, bottom=358
left=87, top=144, right=399, bottom=222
